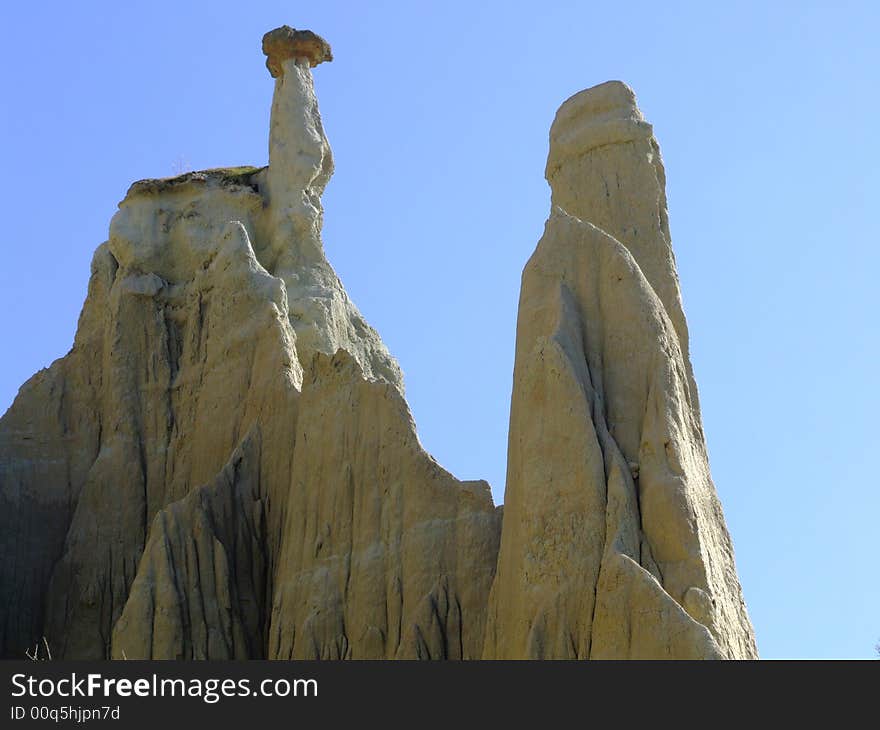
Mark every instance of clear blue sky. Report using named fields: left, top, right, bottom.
left=1, top=1, right=877, bottom=659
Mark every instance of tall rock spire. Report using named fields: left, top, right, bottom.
left=259, top=26, right=404, bottom=392
left=263, top=26, right=334, bottom=263
left=546, top=81, right=701, bottom=417
left=483, top=81, right=757, bottom=659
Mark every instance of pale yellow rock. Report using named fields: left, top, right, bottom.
left=0, top=35, right=755, bottom=662
left=2, top=206, right=301, bottom=658
left=0, top=243, right=112, bottom=656
left=261, top=55, right=404, bottom=392
left=268, top=350, right=501, bottom=660
left=111, top=430, right=269, bottom=660
left=41, top=218, right=300, bottom=659
left=546, top=81, right=701, bottom=417
left=484, top=82, right=757, bottom=660
left=0, top=27, right=495, bottom=659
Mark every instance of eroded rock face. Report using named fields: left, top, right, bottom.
left=110, top=430, right=270, bottom=660
left=2, top=206, right=301, bottom=658
left=483, top=82, right=757, bottom=659
left=268, top=351, right=501, bottom=660
left=545, top=81, right=701, bottom=416
left=0, top=28, right=498, bottom=660
left=42, top=218, right=301, bottom=659
left=0, top=34, right=754, bottom=660
left=262, top=54, right=403, bottom=391
left=0, top=248, right=110, bottom=657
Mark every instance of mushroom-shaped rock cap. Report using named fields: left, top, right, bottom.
left=262, top=26, right=332, bottom=76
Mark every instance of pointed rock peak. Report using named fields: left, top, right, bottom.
left=262, top=26, right=333, bottom=76
left=259, top=24, right=403, bottom=394
left=545, top=80, right=653, bottom=182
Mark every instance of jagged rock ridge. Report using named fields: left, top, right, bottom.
left=0, top=31, right=755, bottom=659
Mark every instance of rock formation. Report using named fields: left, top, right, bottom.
left=483, top=82, right=756, bottom=659
left=0, top=30, right=756, bottom=660
left=267, top=351, right=500, bottom=660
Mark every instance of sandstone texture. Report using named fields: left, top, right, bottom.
left=261, top=52, right=402, bottom=391
left=268, top=351, right=500, bottom=660
left=0, top=29, right=489, bottom=660
left=483, top=82, right=756, bottom=659
left=0, top=32, right=756, bottom=660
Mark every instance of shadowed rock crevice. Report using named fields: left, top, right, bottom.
left=111, top=429, right=270, bottom=660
